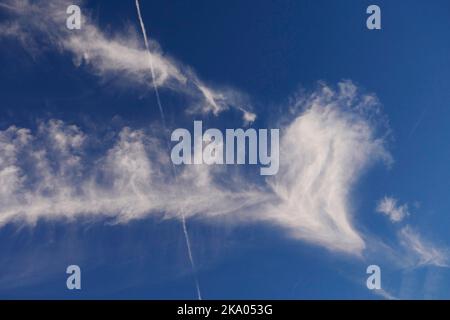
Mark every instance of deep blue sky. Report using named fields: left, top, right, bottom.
left=1, top=0, right=450, bottom=299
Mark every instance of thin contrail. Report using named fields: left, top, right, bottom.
left=0, top=2, right=18, bottom=11
left=181, top=214, right=202, bottom=300
left=135, top=0, right=166, bottom=128
left=408, top=107, right=427, bottom=139
left=135, top=0, right=202, bottom=300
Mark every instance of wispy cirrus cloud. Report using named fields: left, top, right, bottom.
left=0, top=82, right=390, bottom=255
left=0, top=0, right=255, bottom=122
left=399, top=226, right=449, bottom=268
left=376, top=196, right=410, bottom=223
left=372, top=195, right=448, bottom=268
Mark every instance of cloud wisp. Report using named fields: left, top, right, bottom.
left=376, top=196, right=410, bottom=223
left=373, top=196, right=449, bottom=269
left=399, top=226, right=449, bottom=268
left=0, top=0, right=255, bottom=122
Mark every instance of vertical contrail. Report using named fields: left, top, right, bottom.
left=135, top=0, right=202, bottom=300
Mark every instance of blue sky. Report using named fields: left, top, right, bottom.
left=0, top=0, right=450, bottom=299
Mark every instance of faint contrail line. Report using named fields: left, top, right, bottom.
left=181, top=214, right=202, bottom=300
left=0, top=2, right=18, bottom=11
left=135, top=0, right=166, bottom=127
left=408, top=107, right=427, bottom=139
left=135, top=0, right=202, bottom=300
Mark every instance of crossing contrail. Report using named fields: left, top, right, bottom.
left=135, top=0, right=202, bottom=300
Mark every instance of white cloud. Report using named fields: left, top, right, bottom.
left=263, top=81, right=391, bottom=253
left=0, top=0, right=254, bottom=121
left=376, top=196, right=409, bottom=222
left=399, top=226, right=449, bottom=268
left=0, top=82, right=390, bottom=255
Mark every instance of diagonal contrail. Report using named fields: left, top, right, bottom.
left=135, top=0, right=166, bottom=128
left=0, top=2, right=17, bottom=11
left=135, top=0, right=202, bottom=300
